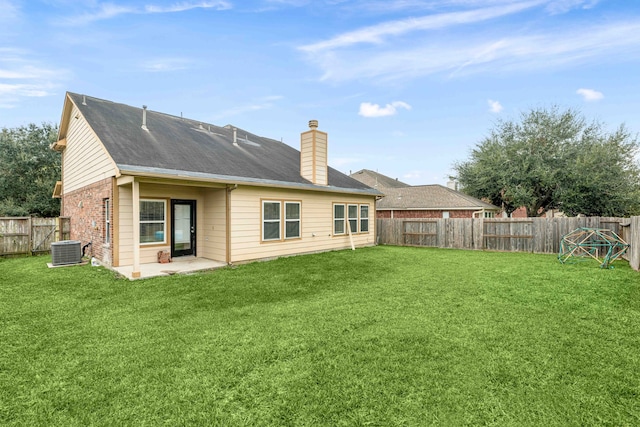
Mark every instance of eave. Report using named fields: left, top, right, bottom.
left=51, top=138, right=66, bottom=151
left=376, top=206, right=500, bottom=211
left=52, top=181, right=62, bottom=198
left=117, top=164, right=383, bottom=197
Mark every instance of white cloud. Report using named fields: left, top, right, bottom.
left=0, top=0, right=19, bottom=21
left=0, top=49, right=69, bottom=108
left=145, top=1, right=232, bottom=13
left=359, top=101, right=411, bottom=117
left=576, top=88, right=603, bottom=101
left=0, top=83, right=50, bottom=97
left=64, top=1, right=231, bottom=25
left=139, top=58, right=193, bottom=72
left=546, top=0, right=600, bottom=14
left=68, top=4, right=134, bottom=25
left=303, top=20, right=640, bottom=83
left=299, top=1, right=543, bottom=53
left=488, top=99, right=503, bottom=112
left=213, top=95, right=284, bottom=119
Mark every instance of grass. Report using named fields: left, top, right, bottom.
left=1, top=246, right=639, bottom=426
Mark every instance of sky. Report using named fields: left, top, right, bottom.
left=2, top=0, right=640, bottom=185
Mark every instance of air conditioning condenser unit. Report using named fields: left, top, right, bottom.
left=51, top=240, right=82, bottom=266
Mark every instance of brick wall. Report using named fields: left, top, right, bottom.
left=377, top=209, right=479, bottom=219
left=62, top=178, right=113, bottom=265
left=510, top=207, right=528, bottom=218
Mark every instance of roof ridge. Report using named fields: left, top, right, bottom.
left=439, top=184, right=495, bottom=207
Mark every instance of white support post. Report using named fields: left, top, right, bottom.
left=132, top=179, right=141, bottom=278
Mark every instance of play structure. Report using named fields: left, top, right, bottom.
left=558, top=227, right=629, bottom=268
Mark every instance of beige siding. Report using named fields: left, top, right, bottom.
left=313, top=131, right=328, bottom=185
left=300, top=131, right=314, bottom=182
left=117, top=185, right=133, bottom=266
left=63, top=104, right=117, bottom=193
left=229, top=186, right=375, bottom=263
left=202, top=188, right=227, bottom=261
left=117, top=181, right=227, bottom=266
left=116, top=179, right=375, bottom=267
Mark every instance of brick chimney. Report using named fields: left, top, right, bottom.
left=300, top=120, right=328, bottom=186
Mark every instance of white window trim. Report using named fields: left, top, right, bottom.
left=284, top=201, right=301, bottom=240
left=104, top=198, right=110, bottom=245
left=262, top=200, right=281, bottom=241
left=333, top=203, right=346, bottom=235
left=334, top=203, right=372, bottom=235
left=348, top=204, right=358, bottom=234
left=360, top=204, right=369, bottom=233
left=140, top=199, right=166, bottom=245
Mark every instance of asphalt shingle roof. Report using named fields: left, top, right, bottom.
left=349, top=168, right=497, bottom=210
left=349, top=169, right=411, bottom=189
left=376, top=185, right=498, bottom=210
left=68, top=92, right=378, bottom=194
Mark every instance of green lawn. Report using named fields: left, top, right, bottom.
left=1, top=246, right=639, bottom=426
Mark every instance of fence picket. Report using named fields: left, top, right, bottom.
left=379, top=216, right=638, bottom=271
left=0, top=217, right=71, bottom=256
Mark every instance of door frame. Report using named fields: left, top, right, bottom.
left=171, top=199, right=196, bottom=258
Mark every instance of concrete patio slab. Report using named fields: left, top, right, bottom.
left=111, top=256, right=227, bottom=280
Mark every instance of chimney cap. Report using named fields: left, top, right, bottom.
left=308, top=119, right=318, bottom=129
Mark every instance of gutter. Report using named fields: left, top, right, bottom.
left=117, top=164, right=382, bottom=197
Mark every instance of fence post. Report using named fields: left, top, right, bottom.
left=629, top=216, right=640, bottom=271
left=27, top=217, right=32, bottom=255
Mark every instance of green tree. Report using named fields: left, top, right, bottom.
left=0, top=123, right=61, bottom=217
left=453, top=107, right=640, bottom=217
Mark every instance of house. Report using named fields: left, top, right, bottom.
left=348, top=169, right=411, bottom=189
left=52, top=93, right=381, bottom=278
left=350, top=169, right=499, bottom=219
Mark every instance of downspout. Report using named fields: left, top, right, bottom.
left=472, top=209, right=485, bottom=218
left=375, top=195, right=383, bottom=245
left=225, top=184, right=238, bottom=264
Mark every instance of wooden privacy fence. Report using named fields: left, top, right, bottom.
left=0, top=217, right=70, bottom=256
left=377, top=217, right=640, bottom=270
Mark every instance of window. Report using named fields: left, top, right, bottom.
left=360, top=205, right=369, bottom=232
left=104, top=198, right=110, bottom=244
left=442, top=211, right=450, bottom=219
left=334, top=204, right=345, bottom=235
left=140, top=199, right=166, bottom=244
left=334, top=203, right=371, bottom=235
left=263, top=201, right=281, bottom=241
left=348, top=204, right=358, bottom=234
left=285, top=202, right=301, bottom=239
left=262, top=200, right=302, bottom=242
left=484, top=211, right=495, bottom=218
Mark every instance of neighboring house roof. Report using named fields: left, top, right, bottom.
left=349, top=168, right=498, bottom=211
left=63, top=92, right=379, bottom=195
left=377, top=185, right=499, bottom=211
left=349, top=169, right=411, bottom=189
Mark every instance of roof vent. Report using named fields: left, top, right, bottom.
left=233, top=128, right=238, bottom=146
left=141, top=105, right=148, bottom=131
left=309, top=119, right=318, bottom=129
left=82, top=95, right=87, bottom=106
